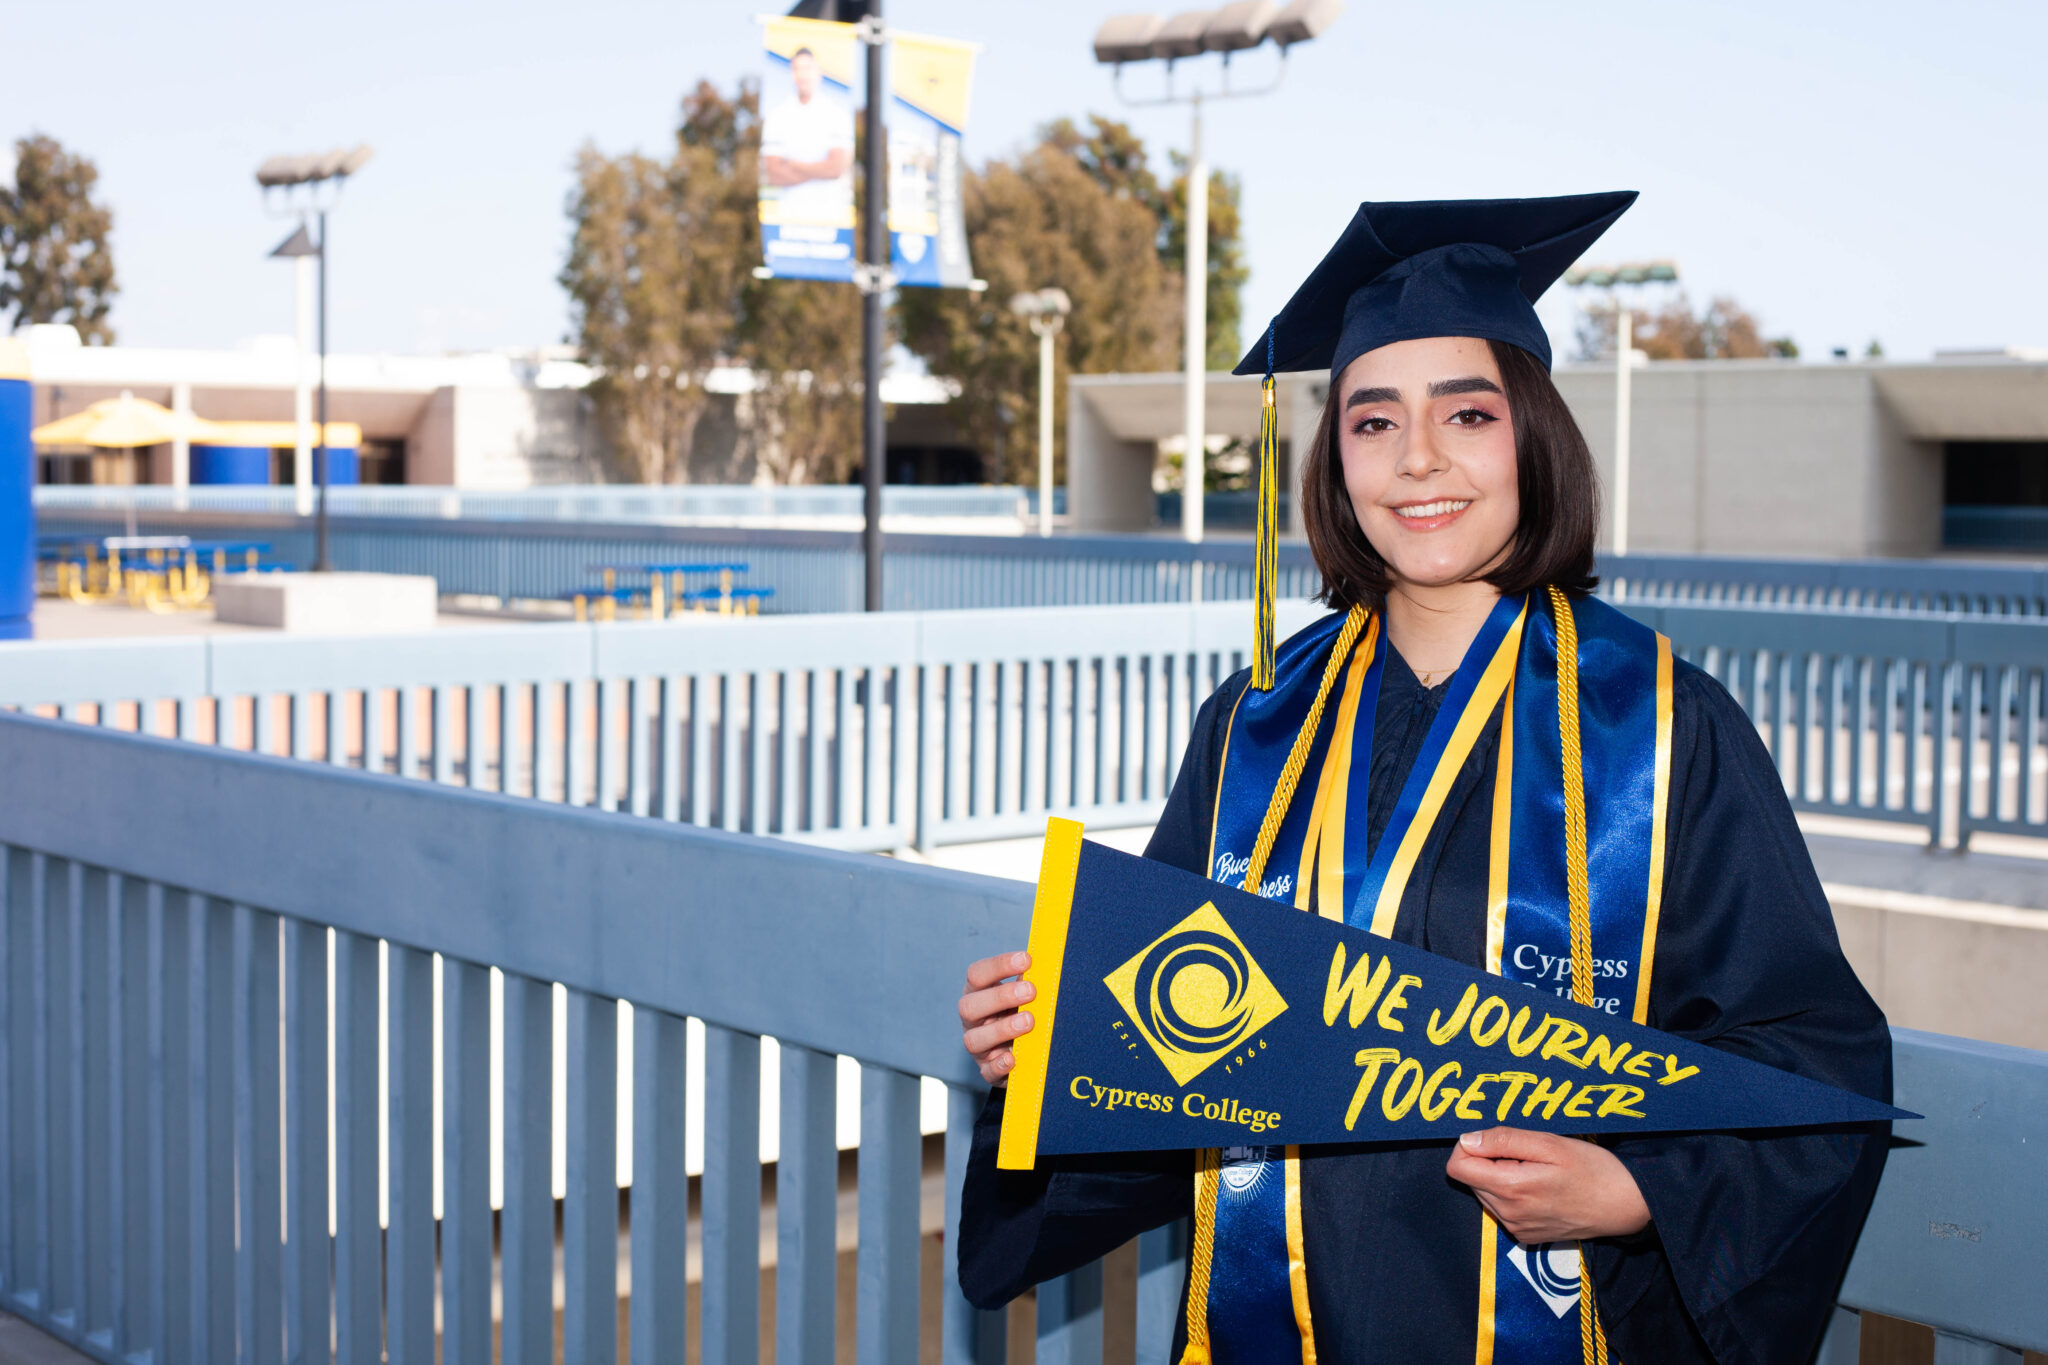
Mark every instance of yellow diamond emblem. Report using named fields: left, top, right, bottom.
left=1103, top=902, right=1288, bottom=1086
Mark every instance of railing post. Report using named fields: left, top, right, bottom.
left=631, top=1005, right=691, bottom=1365
left=917, top=662, right=938, bottom=854
left=778, top=1043, right=840, bottom=1365
left=943, top=1083, right=1005, bottom=1365
left=500, top=973, right=555, bottom=1365
left=282, top=916, right=329, bottom=1365
left=1934, top=661, right=1956, bottom=847
left=858, top=1064, right=922, bottom=1365
left=1816, top=1306, right=1859, bottom=1365
left=1135, top=1221, right=1189, bottom=1365
left=332, top=929, right=379, bottom=1365
left=1037, top=1262, right=1105, bottom=1365
left=442, top=957, right=493, bottom=1365
left=187, top=894, right=237, bottom=1362
left=702, top=1024, right=762, bottom=1365
left=385, top=944, right=435, bottom=1365
left=232, top=904, right=283, bottom=1365
left=564, top=988, right=620, bottom=1364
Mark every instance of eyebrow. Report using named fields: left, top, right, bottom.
left=1343, top=375, right=1504, bottom=410
left=1343, top=385, right=1401, bottom=410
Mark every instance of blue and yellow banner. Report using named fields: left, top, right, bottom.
left=758, top=16, right=860, bottom=282
left=886, top=31, right=978, bottom=288
left=998, top=821, right=1909, bottom=1169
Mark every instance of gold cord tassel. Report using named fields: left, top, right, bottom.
left=1253, top=375, right=1280, bottom=689
left=1549, top=583, right=1615, bottom=1365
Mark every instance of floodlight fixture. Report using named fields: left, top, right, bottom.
left=1266, top=0, right=1343, bottom=47
left=1564, top=259, right=1680, bottom=289
left=1086, top=0, right=1340, bottom=545
left=1202, top=0, right=1277, bottom=51
left=1010, top=287, right=1073, bottom=319
left=1148, top=9, right=1216, bottom=59
left=268, top=225, right=318, bottom=259
left=1094, top=12, right=1166, bottom=63
left=255, top=144, right=375, bottom=189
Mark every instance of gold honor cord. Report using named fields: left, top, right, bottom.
left=1183, top=1149, right=1221, bottom=1365
left=1546, top=585, right=1613, bottom=1365
left=1241, top=607, right=1370, bottom=895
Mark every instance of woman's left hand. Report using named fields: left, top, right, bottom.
left=1445, top=1127, right=1652, bottom=1244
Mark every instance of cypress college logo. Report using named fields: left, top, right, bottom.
left=1103, top=902, right=1288, bottom=1085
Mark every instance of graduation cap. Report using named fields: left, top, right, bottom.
left=1237, top=191, right=1637, bottom=378
left=1239, top=193, right=1636, bottom=690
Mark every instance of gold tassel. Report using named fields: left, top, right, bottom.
left=1253, top=374, right=1280, bottom=689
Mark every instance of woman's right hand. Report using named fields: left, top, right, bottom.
left=960, top=951, right=1035, bottom=1086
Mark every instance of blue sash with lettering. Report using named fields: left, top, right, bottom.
left=1187, top=592, right=1673, bottom=1365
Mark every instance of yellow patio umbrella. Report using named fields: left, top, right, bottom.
left=31, top=391, right=224, bottom=447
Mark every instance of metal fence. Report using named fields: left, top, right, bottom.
left=1641, top=603, right=2048, bottom=846
left=1607, top=553, right=2048, bottom=616
left=34, top=507, right=1323, bottom=615
left=0, top=602, right=1321, bottom=855
left=2, top=599, right=2043, bottom=849
left=0, top=711, right=2043, bottom=1364
left=36, top=501, right=2048, bottom=617
left=34, top=482, right=1042, bottom=524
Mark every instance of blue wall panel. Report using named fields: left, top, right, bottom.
left=0, top=367, right=33, bottom=639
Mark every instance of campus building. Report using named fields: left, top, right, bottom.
left=19, top=324, right=965, bottom=491
left=1069, top=351, right=2048, bottom=557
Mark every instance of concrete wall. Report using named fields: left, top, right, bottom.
left=406, top=387, right=458, bottom=485
left=1830, top=889, right=2048, bottom=1052
left=1554, top=361, right=1944, bottom=557
left=1064, top=357, right=2048, bottom=555
left=1067, top=385, right=1159, bottom=533
left=402, top=385, right=595, bottom=488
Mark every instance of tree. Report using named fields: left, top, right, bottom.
left=563, top=80, right=873, bottom=485
left=896, top=127, right=1181, bottom=484
left=561, top=83, right=757, bottom=484
left=1045, top=115, right=1247, bottom=369
left=735, top=272, right=863, bottom=484
left=0, top=134, right=118, bottom=343
left=1574, top=292, right=1795, bottom=363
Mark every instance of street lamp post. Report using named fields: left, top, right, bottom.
left=257, top=145, right=373, bottom=572
left=1563, top=259, right=1679, bottom=565
left=1010, top=288, right=1072, bottom=537
left=1092, top=0, right=1343, bottom=547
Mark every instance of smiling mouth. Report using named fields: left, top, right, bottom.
left=1391, top=499, right=1472, bottom=522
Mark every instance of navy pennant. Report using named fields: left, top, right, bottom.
left=999, top=822, right=1911, bottom=1170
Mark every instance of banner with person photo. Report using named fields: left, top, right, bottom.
left=759, top=16, right=859, bottom=282
left=886, top=31, right=978, bottom=289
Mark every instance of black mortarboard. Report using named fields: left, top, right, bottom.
left=1233, top=191, right=1638, bottom=377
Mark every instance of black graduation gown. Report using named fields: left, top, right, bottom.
left=958, top=646, right=1892, bottom=1365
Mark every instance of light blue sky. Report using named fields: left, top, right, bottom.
left=6, top=0, right=2044, bottom=364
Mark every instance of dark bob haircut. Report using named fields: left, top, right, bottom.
left=1300, top=339, right=1601, bottom=611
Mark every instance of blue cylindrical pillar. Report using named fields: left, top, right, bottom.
left=191, top=444, right=275, bottom=485
left=0, top=340, right=33, bottom=641
left=317, top=443, right=360, bottom=486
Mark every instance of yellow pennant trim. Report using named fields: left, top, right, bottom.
left=996, top=818, right=1083, bottom=1171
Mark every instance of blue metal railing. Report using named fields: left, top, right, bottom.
left=1944, top=505, right=2048, bottom=553
left=2, top=599, right=2043, bottom=848
left=32, top=481, right=1041, bottom=523
left=35, top=501, right=2048, bottom=617
left=0, top=711, right=2041, bottom=1363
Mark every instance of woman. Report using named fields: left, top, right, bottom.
left=955, top=194, right=1890, bottom=1365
